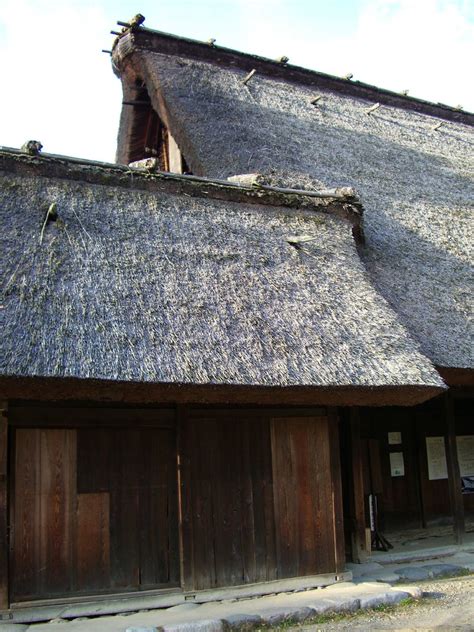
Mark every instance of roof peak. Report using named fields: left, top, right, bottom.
left=111, top=25, right=473, bottom=126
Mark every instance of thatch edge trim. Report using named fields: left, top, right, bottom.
left=0, top=149, right=362, bottom=228
left=0, top=376, right=445, bottom=407
left=111, top=28, right=473, bottom=126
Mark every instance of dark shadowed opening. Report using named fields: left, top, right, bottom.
left=122, top=79, right=190, bottom=174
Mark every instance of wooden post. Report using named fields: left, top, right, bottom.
left=167, top=132, right=183, bottom=174
left=444, top=393, right=465, bottom=544
left=349, top=409, right=369, bottom=563
left=0, top=402, right=8, bottom=610
left=328, top=409, right=345, bottom=574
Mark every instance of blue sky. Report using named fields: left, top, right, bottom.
left=0, top=0, right=472, bottom=161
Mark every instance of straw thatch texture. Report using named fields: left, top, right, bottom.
left=0, top=164, right=442, bottom=388
left=134, top=50, right=474, bottom=369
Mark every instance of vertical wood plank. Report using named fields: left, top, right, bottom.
left=77, top=493, right=110, bottom=591
left=271, top=418, right=298, bottom=578
left=445, top=394, right=465, bottom=544
left=240, top=421, right=257, bottom=584
left=272, top=416, right=339, bottom=578
left=328, top=410, right=345, bottom=573
left=178, top=408, right=194, bottom=592
left=0, top=404, right=8, bottom=609
left=109, top=430, right=140, bottom=589
left=348, top=409, right=369, bottom=563
left=39, top=429, right=76, bottom=596
left=12, top=429, right=40, bottom=600
left=167, top=132, right=183, bottom=173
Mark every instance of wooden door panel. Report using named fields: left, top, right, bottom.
left=271, top=417, right=339, bottom=577
left=12, top=425, right=179, bottom=602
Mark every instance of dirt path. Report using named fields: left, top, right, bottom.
left=289, top=575, right=474, bottom=631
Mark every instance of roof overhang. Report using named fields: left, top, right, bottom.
left=0, top=376, right=444, bottom=407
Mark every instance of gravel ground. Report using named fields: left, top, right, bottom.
left=285, top=574, right=474, bottom=631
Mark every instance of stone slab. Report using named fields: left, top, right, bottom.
left=394, top=567, right=430, bottom=582
left=259, top=606, right=315, bottom=625
left=223, top=613, right=262, bottom=629
left=422, top=563, right=465, bottom=578
left=162, top=620, right=224, bottom=632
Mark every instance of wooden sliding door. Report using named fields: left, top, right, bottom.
left=11, top=425, right=179, bottom=602
left=180, top=411, right=344, bottom=591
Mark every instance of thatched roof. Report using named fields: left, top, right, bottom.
left=0, top=150, right=443, bottom=403
left=112, top=28, right=474, bottom=371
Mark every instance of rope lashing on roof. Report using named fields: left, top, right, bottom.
left=39, top=203, right=58, bottom=245
left=242, top=69, right=256, bottom=85
left=366, top=103, right=381, bottom=115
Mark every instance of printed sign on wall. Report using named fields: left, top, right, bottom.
left=457, top=436, right=474, bottom=477
left=388, top=432, right=402, bottom=445
left=426, top=436, right=448, bottom=480
left=390, top=451, right=405, bottom=477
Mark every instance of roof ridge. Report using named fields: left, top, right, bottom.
left=0, top=148, right=363, bottom=232
left=111, top=26, right=473, bottom=126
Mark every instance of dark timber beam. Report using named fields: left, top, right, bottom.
left=349, top=409, right=369, bottom=563
left=0, top=402, right=8, bottom=610
left=444, top=394, right=465, bottom=545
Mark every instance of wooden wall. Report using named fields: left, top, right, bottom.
left=359, top=396, right=474, bottom=532
left=7, top=405, right=344, bottom=603
left=180, top=409, right=344, bottom=591
left=11, top=413, right=179, bottom=602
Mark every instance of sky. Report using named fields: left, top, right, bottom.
left=0, top=0, right=472, bottom=162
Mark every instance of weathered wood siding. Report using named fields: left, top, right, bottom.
left=11, top=419, right=179, bottom=602
left=9, top=405, right=344, bottom=602
left=180, top=410, right=343, bottom=590
left=359, top=397, right=474, bottom=531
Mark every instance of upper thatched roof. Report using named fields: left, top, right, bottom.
left=0, top=150, right=444, bottom=403
left=112, top=28, right=474, bottom=371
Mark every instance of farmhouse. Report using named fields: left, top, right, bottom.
left=0, top=16, right=472, bottom=619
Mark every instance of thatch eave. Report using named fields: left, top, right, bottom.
left=0, top=376, right=445, bottom=407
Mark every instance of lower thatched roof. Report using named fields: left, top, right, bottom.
left=0, top=151, right=444, bottom=397
left=127, top=49, right=474, bottom=371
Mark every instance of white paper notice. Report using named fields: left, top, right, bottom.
left=457, top=436, right=474, bottom=477
left=426, top=436, right=448, bottom=480
left=390, top=452, right=405, bottom=477
left=388, top=432, right=402, bottom=445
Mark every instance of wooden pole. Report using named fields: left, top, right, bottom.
left=328, top=409, right=345, bottom=574
left=0, top=402, right=8, bottom=610
left=349, top=409, right=369, bottom=563
left=444, top=393, right=465, bottom=544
